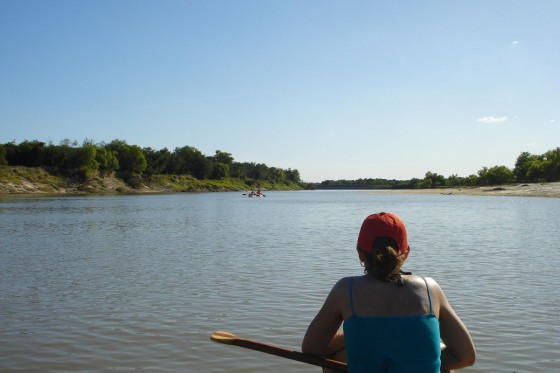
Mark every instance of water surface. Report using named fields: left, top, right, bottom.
left=1, top=191, right=559, bottom=372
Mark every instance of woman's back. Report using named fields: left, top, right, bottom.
left=342, top=275, right=441, bottom=372
left=342, top=275, right=437, bottom=318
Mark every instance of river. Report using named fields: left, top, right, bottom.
left=1, top=191, right=559, bottom=372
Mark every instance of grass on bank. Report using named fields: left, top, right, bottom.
left=0, top=166, right=69, bottom=193
left=0, top=166, right=303, bottom=194
left=146, top=174, right=302, bottom=192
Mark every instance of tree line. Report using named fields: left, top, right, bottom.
left=2, top=140, right=558, bottom=189
left=0, top=139, right=301, bottom=185
left=319, top=147, right=560, bottom=189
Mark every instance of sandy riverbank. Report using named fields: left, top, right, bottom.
left=2, top=182, right=560, bottom=198
left=387, top=182, right=560, bottom=198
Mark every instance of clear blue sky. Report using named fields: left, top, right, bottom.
left=1, top=0, right=558, bottom=182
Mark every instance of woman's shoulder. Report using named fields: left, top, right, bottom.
left=333, top=275, right=374, bottom=287
left=403, top=275, right=448, bottom=315
left=319, top=277, right=354, bottom=314
left=330, top=275, right=365, bottom=296
left=403, top=275, right=445, bottom=297
left=422, top=276, right=444, bottom=293
left=331, top=276, right=354, bottom=291
left=403, top=274, right=441, bottom=286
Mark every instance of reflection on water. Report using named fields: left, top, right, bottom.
left=1, top=191, right=559, bottom=372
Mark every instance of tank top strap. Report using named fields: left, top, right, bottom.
left=420, top=276, right=433, bottom=314
left=348, top=277, right=356, bottom=316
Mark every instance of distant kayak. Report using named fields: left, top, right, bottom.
left=247, top=191, right=266, bottom=198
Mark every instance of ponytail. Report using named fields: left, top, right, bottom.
left=362, top=237, right=405, bottom=284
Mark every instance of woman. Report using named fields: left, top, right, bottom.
left=302, top=212, right=475, bottom=373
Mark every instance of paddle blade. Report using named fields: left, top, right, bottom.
left=211, top=330, right=237, bottom=344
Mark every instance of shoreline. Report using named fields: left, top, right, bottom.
left=369, top=182, right=560, bottom=198
left=1, top=167, right=559, bottom=198
left=1, top=182, right=559, bottom=198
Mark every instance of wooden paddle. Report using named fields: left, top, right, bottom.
left=210, top=331, right=347, bottom=371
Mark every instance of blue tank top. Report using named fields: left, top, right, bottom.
left=343, top=277, right=441, bottom=373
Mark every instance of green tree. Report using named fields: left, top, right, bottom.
left=526, top=160, right=546, bottom=181
left=105, top=139, right=146, bottom=175
left=172, top=146, right=212, bottom=179
left=268, top=167, right=286, bottom=182
left=408, top=178, right=422, bottom=189
left=417, top=178, right=433, bottom=189
left=423, top=171, right=445, bottom=188
left=95, top=147, right=119, bottom=174
left=230, top=162, right=248, bottom=180
left=477, top=167, right=489, bottom=185
left=42, top=143, right=64, bottom=168
left=285, top=168, right=301, bottom=183
left=2, top=141, right=17, bottom=165
left=73, top=145, right=99, bottom=179
left=2, top=139, right=304, bottom=187
left=514, top=152, right=540, bottom=182
left=60, top=138, right=78, bottom=147
left=212, top=150, right=234, bottom=165
left=211, top=162, right=230, bottom=179
left=12, top=140, right=46, bottom=167
left=70, top=145, right=96, bottom=169
left=0, top=145, right=8, bottom=166
left=105, top=139, right=129, bottom=154
left=82, top=138, right=96, bottom=147
left=446, top=174, right=463, bottom=187
left=119, top=145, right=147, bottom=175
left=542, top=147, right=560, bottom=181
left=478, top=165, right=515, bottom=185
left=466, top=174, right=479, bottom=186
left=250, top=163, right=269, bottom=180
left=143, top=147, right=172, bottom=176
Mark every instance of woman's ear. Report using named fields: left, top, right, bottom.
left=402, top=246, right=410, bottom=261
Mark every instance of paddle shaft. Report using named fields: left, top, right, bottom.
left=219, top=334, right=347, bottom=371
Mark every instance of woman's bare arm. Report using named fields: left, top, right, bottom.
left=302, top=279, right=346, bottom=356
left=432, top=281, right=476, bottom=370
